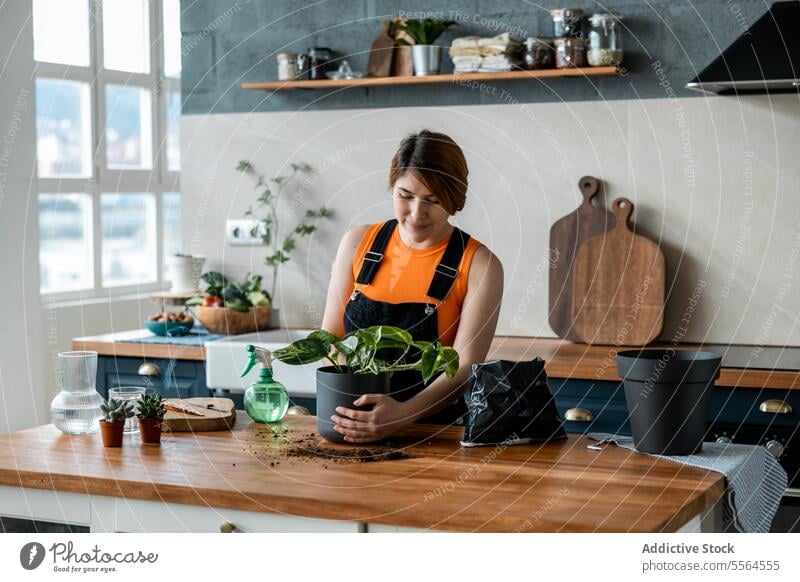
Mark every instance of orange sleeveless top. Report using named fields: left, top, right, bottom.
left=340, top=222, right=483, bottom=347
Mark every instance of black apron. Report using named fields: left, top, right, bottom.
left=344, top=219, right=471, bottom=425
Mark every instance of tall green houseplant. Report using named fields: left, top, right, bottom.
left=236, top=160, right=332, bottom=301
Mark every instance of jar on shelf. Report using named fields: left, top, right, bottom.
left=588, top=13, right=623, bottom=66
left=523, top=37, right=555, bottom=70
left=554, top=37, right=587, bottom=68
left=550, top=8, right=584, bottom=38
left=277, top=52, right=299, bottom=80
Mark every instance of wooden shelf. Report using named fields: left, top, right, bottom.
left=241, top=67, right=619, bottom=91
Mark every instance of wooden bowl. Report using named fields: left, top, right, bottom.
left=196, top=305, right=272, bottom=335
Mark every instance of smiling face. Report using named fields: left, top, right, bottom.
left=392, top=172, right=452, bottom=246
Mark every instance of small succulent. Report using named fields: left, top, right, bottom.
left=137, top=393, right=166, bottom=419
left=101, top=398, right=135, bottom=423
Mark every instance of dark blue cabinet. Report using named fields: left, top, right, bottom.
left=96, top=356, right=209, bottom=401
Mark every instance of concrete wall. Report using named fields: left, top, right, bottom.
left=0, top=0, right=46, bottom=433
left=181, top=0, right=768, bottom=113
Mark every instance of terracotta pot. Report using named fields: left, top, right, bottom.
left=138, top=417, right=163, bottom=445
left=196, top=305, right=272, bottom=335
left=99, top=420, right=125, bottom=447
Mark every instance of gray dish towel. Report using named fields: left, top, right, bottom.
left=588, top=432, right=788, bottom=533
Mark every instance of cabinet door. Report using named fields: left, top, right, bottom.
left=550, top=379, right=632, bottom=436
left=98, top=356, right=207, bottom=400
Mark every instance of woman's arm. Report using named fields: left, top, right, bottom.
left=332, top=245, right=504, bottom=442
left=320, top=225, right=369, bottom=337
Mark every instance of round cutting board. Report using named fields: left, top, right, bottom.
left=162, top=397, right=236, bottom=432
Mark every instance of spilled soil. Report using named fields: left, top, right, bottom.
left=243, top=423, right=413, bottom=467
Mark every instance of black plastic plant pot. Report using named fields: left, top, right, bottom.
left=316, top=366, right=390, bottom=443
left=616, top=349, right=721, bottom=455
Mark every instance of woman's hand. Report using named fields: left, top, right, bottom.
left=331, top=394, right=415, bottom=443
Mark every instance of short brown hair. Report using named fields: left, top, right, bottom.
left=389, top=130, right=468, bottom=214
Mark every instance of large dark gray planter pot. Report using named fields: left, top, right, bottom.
left=316, top=366, right=390, bottom=443
left=616, top=349, right=721, bottom=455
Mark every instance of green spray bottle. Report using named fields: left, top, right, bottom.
left=241, top=344, right=289, bottom=423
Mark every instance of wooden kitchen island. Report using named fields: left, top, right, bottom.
left=0, top=416, right=724, bottom=533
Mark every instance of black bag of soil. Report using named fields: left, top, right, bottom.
left=461, top=358, right=568, bottom=447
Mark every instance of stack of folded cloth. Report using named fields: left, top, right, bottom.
left=449, top=36, right=482, bottom=73
left=449, top=32, right=523, bottom=73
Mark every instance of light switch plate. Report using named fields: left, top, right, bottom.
left=225, top=219, right=263, bottom=246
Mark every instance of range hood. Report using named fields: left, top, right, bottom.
left=686, top=1, right=800, bottom=94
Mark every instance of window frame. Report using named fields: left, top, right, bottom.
left=36, top=0, right=181, bottom=302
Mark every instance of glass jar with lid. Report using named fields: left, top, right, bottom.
left=277, top=52, right=299, bottom=80
left=523, top=37, right=555, bottom=70
left=550, top=8, right=584, bottom=38
left=587, top=13, right=623, bottom=66
left=554, top=37, right=587, bottom=68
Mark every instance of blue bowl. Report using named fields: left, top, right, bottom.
left=145, top=319, right=194, bottom=337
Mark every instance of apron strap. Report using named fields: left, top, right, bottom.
left=355, top=219, right=398, bottom=285
left=426, top=227, right=471, bottom=302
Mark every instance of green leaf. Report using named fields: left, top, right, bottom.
left=247, top=291, right=270, bottom=306
left=309, top=330, right=340, bottom=350
left=282, top=237, right=296, bottom=253
left=236, top=160, right=252, bottom=172
left=437, top=346, right=460, bottom=378
left=273, top=338, right=328, bottom=365
left=185, top=295, right=203, bottom=306
left=225, top=299, right=250, bottom=313
left=419, top=344, right=439, bottom=383
left=334, top=335, right=359, bottom=355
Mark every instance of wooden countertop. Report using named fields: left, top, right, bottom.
left=0, top=416, right=723, bottom=532
left=73, top=330, right=800, bottom=390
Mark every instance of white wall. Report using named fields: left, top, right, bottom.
left=181, top=95, right=800, bottom=345
left=0, top=0, right=46, bottom=433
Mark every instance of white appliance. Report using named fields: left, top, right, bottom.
left=205, top=329, right=322, bottom=397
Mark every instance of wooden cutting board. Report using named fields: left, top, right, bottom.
left=571, top=197, right=665, bottom=346
left=162, top=397, right=236, bottom=432
left=548, top=176, right=617, bottom=340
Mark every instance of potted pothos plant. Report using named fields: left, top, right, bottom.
left=394, top=18, right=457, bottom=76
left=236, top=160, right=332, bottom=327
left=273, top=326, right=459, bottom=443
left=137, top=393, right=166, bottom=445
left=99, top=398, right=135, bottom=447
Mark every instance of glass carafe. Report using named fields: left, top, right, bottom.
left=50, top=351, right=104, bottom=434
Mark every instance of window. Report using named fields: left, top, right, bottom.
left=33, top=0, right=182, bottom=298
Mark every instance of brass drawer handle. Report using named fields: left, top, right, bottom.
left=219, top=521, right=236, bottom=533
left=759, top=400, right=792, bottom=414
left=565, top=407, right=594, bottom=422
left=138, top=362, right=161, bottom=376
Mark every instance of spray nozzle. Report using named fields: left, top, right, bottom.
left=241, top=344, right=273, bottom=377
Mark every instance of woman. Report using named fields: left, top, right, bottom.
left=321, top=130, right=504, bottom=443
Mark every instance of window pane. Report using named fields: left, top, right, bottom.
left=39, top=194, right=93, bottom=294
left=101, top=193, right=157, bottom=287
left=163, top=192, right=182, bottom=261
left=105, top=84, right=153, bottom=169
left=36, top=78, right=92, bottom=178
left=166, top=90, right=181, bottom=171
left=163, top=0, right=182, bottom=78
left=33, top=0, right=90, bottom=66
left=102, top=0, right=150, bottom=73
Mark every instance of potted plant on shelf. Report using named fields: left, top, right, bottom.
left=273, top=326, right=459, bottom=443
left=99, top=398, right=135, bottom=447
left=235, top=160, right=333, bottom=328
left=137, top=393, right=166, bottom=445
left=394, top=18, right=457, bottom=76
left=187, top=271, right=273, bottom=334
